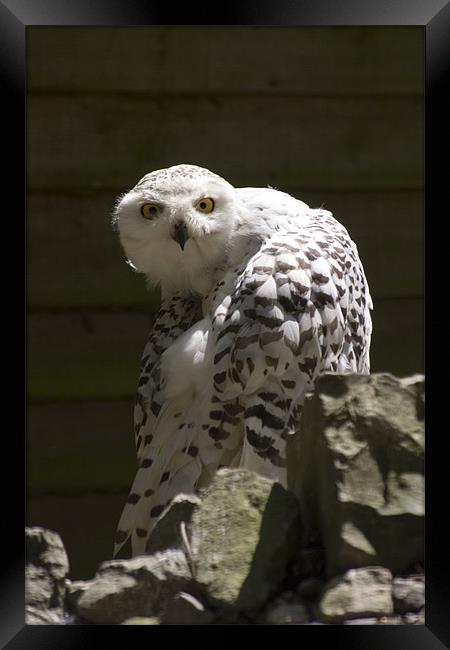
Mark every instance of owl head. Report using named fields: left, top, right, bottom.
left=112, top=164, right=241, bottom=297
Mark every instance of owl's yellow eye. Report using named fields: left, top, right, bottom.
left=141, top=203, right=160, bottom=219
left=195, top=197, right=215, bottom=213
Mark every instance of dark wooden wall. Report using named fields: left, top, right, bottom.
left=26, top=27, right=423, bottom=578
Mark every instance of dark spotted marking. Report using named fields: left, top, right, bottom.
left=282, top=335, right=298, bottom=355
left=298, top=357, right=318, bottom=374
left=278, top=243, right=299, bottom=253
left=299, top=328, right=313, bottom=348
left=290, top=280, right=309, bottom=293
left=235, top=333, right=260, bottom=349
left=214, top=371, right=227, bottom=384
left=150, top=505, right=165, bottom=518
left=253, top=265, right=274, bottom=274
left=115, top=530, right=128, bottom=544
left=259, top=391, right=278, bottom=401
left=295, top=257, right=311, bottom=270
left=329, top=317, right=339, bottom=335
left=144, top=488, right=154, bottom=497
left=245, top=279, right=267, bottom=291
left=246, top=427, right=275, bottom=451
left=136, top=528, right=147, bottom=538
left=160, top=472, right=170, bottom=484
left=187, top=446, right=199, bottom=457
left=314, top=292, right=335, bottom=307
left=214, top=347, right=231, bottom=363
left=141, top=458, right=153, bottom=468
left=306, top=249, right=321, bottom=261
left=278, top=296, right=296, bottom=312
left=222, top=411, right=240, bottom=426
left=312, top=273, right=329, bottom=285
left=260, top=331, right=284, bottom=345
left=277, top=261, right=296, bottom=272
left=231, top=367, right=242, bottom=383
left=127, top=493, right=140, bottom=505
left=224, top=401, right=245, bottom=416
left=281, top=379, right=296, bottom=389
left=257, top=312, right=284, bottom=329
left=217, top=325, right=239, bottom=342
left=245, top=404, right=285, bottom=430
left=209, top=427, right=230, bottom=441
left=144, top=435, right=153, bottom=445
left=265, top=356, right=279, bottom=370
left=246, top=429, right=287, bottom=466
left=255, top=296, right=277, bottom=308
left=151, top=402, right=161, bottom=417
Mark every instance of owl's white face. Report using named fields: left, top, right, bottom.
left=113, top=165, right=240, bottom=297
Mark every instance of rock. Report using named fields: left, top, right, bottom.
left=392, top=576, right=425, bottom=613
left=25, top=605, right=68, bottom=625
left=296, top=577, right=325, bottom=602
left=265, top=602, right=310, bottom=624
left=65, top=579, right=93, bottom=610
left=75, top=550, right=195, bottom=624
left=403, top=608, right=425, bottom=625
left=318, top=566, right=393, bottom=623
left=146, top=494, right=201, bottom=555
left=25, top=527, right=69, bottom=625
left=189, top=468, right=302, bottom=612
left=161, top=592, right=216, bottom=625
left=287, top=373, right=424, bottom=576
left=121, top=617, right=160, bottom=624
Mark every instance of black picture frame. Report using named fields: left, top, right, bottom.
left=2, top=0, right=448, bottom=646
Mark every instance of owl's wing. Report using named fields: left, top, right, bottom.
left=133, top=293, right=203, bottom=462
left=113, top=292, right=202, bottom=558
left=203, top=209, right=372, bottom=477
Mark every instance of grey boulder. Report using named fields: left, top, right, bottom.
left=287, top=373, right=424, bottom=576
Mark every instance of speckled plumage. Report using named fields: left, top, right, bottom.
left=112, top=164, right=373, bottom=557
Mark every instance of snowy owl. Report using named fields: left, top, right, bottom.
left=112, top=164, right=372, bottom=558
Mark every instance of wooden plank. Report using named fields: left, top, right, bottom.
left=27, top=493, right=128, bottom=579
left=27, top=312, right=152, bottom=401
left=370, top=298, right=423, bottom=376
left=27, top=190, right=423, bottom=308
left=27, top=401, right=136, bottom=495
left=27, top=95, right=423, bottom=192
left=27, top=191, right=155, bottom=310
left=299, top=190, right=424, bottom=301
left=28, top=300, right=423, bottom=402
left=27, top=27, right=423, bottom=96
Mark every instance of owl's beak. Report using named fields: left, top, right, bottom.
left=172, top=221, right=190, bottom=251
